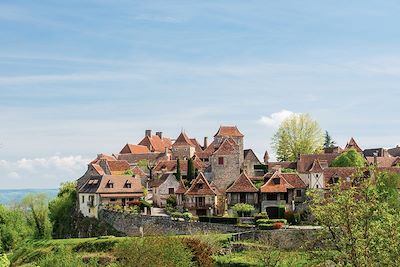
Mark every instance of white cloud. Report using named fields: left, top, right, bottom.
left=258, top=110, right=300, bottom=127
left=0, top=155, right=90, bottom=189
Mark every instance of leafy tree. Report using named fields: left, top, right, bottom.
left=175, top=159, right=181, bottom=180
left=232, top=203, right=255, bottom=217
left=308, top=169, right=400, bottom=266
left=331, top=148, right=366, bottom=167
left=123, top=169, right=134, bottom=176
left=48, top=182, right=77, bottom=238
left=0, top=204, right=33, bottom=252
left=187, top=158, right=195, bottom=182
left=21, top=193, right=52, bottom=239
left=272, top=114, right=324, bottom=161
left=324, top=131, right=336, bottom=148
left=0, top=253, right=10, bottom=267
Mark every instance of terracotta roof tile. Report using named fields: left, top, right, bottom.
left=117, top=152, right=166, bottom=164
left=213, top=139, right=238, bottom=156
left=297, top=153, right=340, bottom=173
left=153, top=159, right=204, bottom=173
left=345, top=137, right=363, bottom=153
left=90, top=154, right=116, bottom=164
left=366, top=156, right=400, bottom=168
left=309, top=159, right=324, bottom=173
left=131, top=166, right=147, bottom=177
left=214, top=126, right=244, bottom=137
left=175, top=179, right=187, bottom=194
left=280, top=173, right=306, bottom=188
left=120, top=144, right=150, bottom=154
left=91, top=163, right=105, bottom=175
left=190, top=138, right=204, bottom=153
left=185, top=173, right=216, bottom=195
left=260, top=172, right=295, bottom=193
left=79, top=175, right=143, bottom=194
left=226, top=172, right=258, bottom=193
left=107, top=160, right=130, bottom=172
left=173, top=132, right=195, bottom=147
left=138, top=135, right=172, bottom=152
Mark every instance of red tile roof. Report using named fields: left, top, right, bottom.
left=268, top=161, right=297, bottom=171
left=138, top=135, right=172, bottom=152
left=131, top=166, right=147, bottom=177
left=214, top=126, right=244, bottom=137
left=322, top=167, right=357, bottom=188
left=153, top=159, right=204, bottom=172
left=345, top=137, right=363, bottom=153
left=280, top=173, right=306, bottom=189
left=175, top=179, right=187, bottom=194
left=260, top=172, right=295, bottom=193
left=297, top=153, right=340, bottom=173
left=79, top=175, right=143, bottom=194
left=90, top=154, right=116, bottom=164
left=120, top=144, right=150, bottom=154
left=309, top=159, right=324, bottom=173
left=185, top=173, right=216, bottom=195
left=190, top=138, right=204, bottom=153
left=226, top=172, right=258, bottom=193
left=366, top=157, right=400, bottom=168
left=213, top=139, right=238, bottom=156
left=173, top=132, right=195, bottom=147
left=107, top=160, right=131, bottom=172
left=91, top=163, right=105, bottom=175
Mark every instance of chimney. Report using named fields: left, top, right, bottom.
left=156, top=131, right=163, bottom=139
left=373, top=152, right=378, bottom=166
left=203, top=137, right=208, bottom=148
left=145, top=130, right=152, bottom=137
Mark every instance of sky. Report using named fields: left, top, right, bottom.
left=1, top=0, right=400, bottom=189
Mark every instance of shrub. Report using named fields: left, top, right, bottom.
left=115, top=236, right=193, bottom=267
left=198, top=216, right=239, bottom=224
left=182, top=237, right=214, bottom=267
left=182, top=212, right=193, bottom=221
left=232, top=203, right=255, bottom=217
left=139, top=199, right=152, bottom=210
left=0, top=254, right=10, bottom=267
left=258, top=223, right=274, bottom=230
left=254, top=212, right=269, bottom=221
left=272, top=222, right=284, bottom=229
left=284, top=211, right=301, bottom=225
left=166, top=195, right=177, bottom=208
left=170, top=212, right=183, bottom=219
left=278, top=205, right=285, bottom=219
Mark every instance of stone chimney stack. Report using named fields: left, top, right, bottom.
left=373, top=152, right=378, bottom=166
left=203, top=137, right=208, bottom=149
left=156, top=131, right=163, bottom=139
left=145, top=130, right=152, bottom=137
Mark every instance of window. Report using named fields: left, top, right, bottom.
left=82, top=195, right=85, bottom=203
left=316, top=184, right=319, bottom=189
left=218, top=157, right=224, bottom=165
left=110, top=198, right=116, bottom=202
left=266, top=193, right=278, bottom=200
left=124, top=182, right=132, bottom=188
left=296, top=189, right=302, bottom=197
left=106, top=181, right=114, bottom=188
left=168, top=188, right=174, bottom=194
left=272, top=178, right=280, bottom=185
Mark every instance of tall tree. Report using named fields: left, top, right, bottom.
left=175, top=159, right=181, bottom=180
left=324, top=131, right=336, bottom=148
left=187, top=158, right=195, bottom=182
left=272, top=114, right=324, bottom=161
left=21, top=193, right=52, bottom=239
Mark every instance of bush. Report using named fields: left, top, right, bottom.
left=0, top=254, right=10, bottom=267
left=232, top=203, right=255, bottom=217
left=254, top=212, right=269, bottom=221
left=182, top=237, right=214, bottom=267
left=166, top=195, right=177, bottom=208
left=199, top=216, right=239, bottom=224
left=284, top=211, right=301, bottom=225
left=278, top=205, right=285, bottom=219
left=272, top=222, right=284, bottom=229
left=140, top=199, right=152, bottom=210
left=170, top=212, right=183, bottom=219
left=182, top=212, right=193, bottom=221
left=258, top=223, right=274, bottom=230
left=115, top=236, right=193, bottom=267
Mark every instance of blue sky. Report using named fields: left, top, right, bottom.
left=1, top=1, right=400, bottom=189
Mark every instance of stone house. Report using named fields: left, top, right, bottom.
left=226, top=172, right=259, bottom=209
left=149, top=173, right=180, bottom=207
left=184, top=173, right=219, bottom=216
left=152, top=159, right=204, bottom=176
left=243, top=149, right=264, bottom=177
left=175, top=179, right=187, bottom=208
left=171, top=132, right=196, bottom=160
left=260, top=171, right=306, bottom=218
left=78, top=175, right=144, bottom=218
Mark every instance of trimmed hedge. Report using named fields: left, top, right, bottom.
left=256, top=219, right=287, bottom=225
left=254, top=212, right=269, bottom=221
left=198, top=216, right=239, bottom=225
left=258, top=223, right=274, bottom=230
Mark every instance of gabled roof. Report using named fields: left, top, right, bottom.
left=173, top=132, right=195, bottom=147
left=91, top=163, right=105, bottom=175
left=117, top=152, right=166, bottom=164
left=268, top=161, right=297, bottom=171
left=90, top=154, right=116, bottom=164
left=138, top=135, right=172, bottom=152
left=388, top=146, right=400, bottom=157
left=79, top=175, right=143, bottom=194
left=149, top=173, right=174, bottom=188
left=107, top=160, right=131, bottom=172
left=185, top=173, right=216, bottom=195
left=213, top=139, right=238, bottom=156
left=197, top=140, right=218, bottom=158
left=280, top=173, right=306, bottom=189
left=323, top=167, right=357, bottom=188
left=214, top=126, right=244, bottom=137
left=175, top=179, right=187, bottom=194
left=226, top=172, right=258, bottom=193
left=309, top=159, right=324, bottom=173
left=244, top=149, right=261, bottom=165
left=190, top=138, right=204, bottom=153
left=297, top=153, right=340, bottom=173
left=120, top=144, right=150, bottom=154
left=366, top=156, right=400, bottom=168
left=131, top=166, right=147, bottom=177
left=260, top=172, right=295, bottom=193
left=345, top=137, right=363, bottom=153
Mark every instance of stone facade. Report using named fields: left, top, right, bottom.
left=211, top=153, right=241, bottom=190
left=151, top=174, right=180, bottom=207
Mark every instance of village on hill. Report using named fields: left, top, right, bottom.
left=76, top=125, right=400, bottom=220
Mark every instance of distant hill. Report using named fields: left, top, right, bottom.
left=0, top=189, right=58, bottom=205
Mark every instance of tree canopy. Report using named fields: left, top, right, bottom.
left=308, top=169, right=400, bottom=266
left=272, top=114, right=324, bottom=161
left=323, top=131, right=336, bottom=148
left=331, top=148, right=366, bottom=167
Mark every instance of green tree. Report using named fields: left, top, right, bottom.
left=0, top=253, right=10, bottom=267
left=308, top=169, right=400, bottom=266
left=48, top=182, right=77, bottom=238
left=232, top=203, right=255, bottom=217
left=175, top=159, right=181, bottom=180
left=187, top=158, right=195, bottom=182
left=331, top=148, right=366, bottom=167
left=324, top=131, right=336, bottom=148
left=21, top=193, right=52, bottom=239
left=272, top=114, right=324, bottom=161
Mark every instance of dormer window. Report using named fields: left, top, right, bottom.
left=106, top=180, right=114, bottom=188
left=124, top=181, right=132, bottom=188
left=197, top=184, right=204, bottom=189
left=272, top=178, right=280, bottom=185
left=330, top=175, right=340, bottom=184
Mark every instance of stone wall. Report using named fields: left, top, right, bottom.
left=99, top=210, right=245, bottom=236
